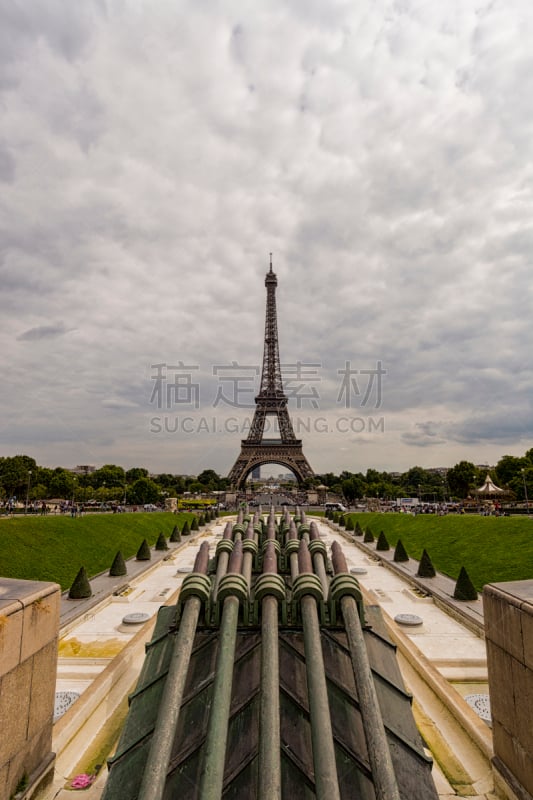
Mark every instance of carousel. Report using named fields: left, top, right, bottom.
left=473, top=473, right=513, bottom=511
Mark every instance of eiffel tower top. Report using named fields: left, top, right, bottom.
left=265, top=252, right=277, bottom=286
left=259, top=253, right=284, bottom=397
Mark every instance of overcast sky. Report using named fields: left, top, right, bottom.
left=1, top=0, right=532, bottom=477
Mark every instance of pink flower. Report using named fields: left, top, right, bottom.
left=70, top=773, right=94, bottom=789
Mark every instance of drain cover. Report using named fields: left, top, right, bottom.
left=350, top=567, right=368, bottom=575
left=465, top=693, right=491, bottom=722
left=122, top=612, right=150, bottom=625
left=54, top=691, right=80, bottom=722
left=394, top=613, right=423, bottom=626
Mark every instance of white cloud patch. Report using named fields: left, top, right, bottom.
left=1, top=0, right=533, bottom=474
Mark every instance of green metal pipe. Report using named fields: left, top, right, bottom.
left=137, top=542, right=210, bottom=800
left=332, top=542, right=401, bottom=800
left=296, top=540, right=340, bottom=800
left=199, top=541, right=244, bottom=800
left=300, top=595, right=341, bottom=800
left=259, top=595, right=281, bottom=800
left=198, top=595, right=240, bottom=800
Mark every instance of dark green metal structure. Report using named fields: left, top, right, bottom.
left=102, top=508, right=438, bottom=799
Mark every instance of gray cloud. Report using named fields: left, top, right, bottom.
left=17, top=322, right=72, bottom=341
left=1, top=0, right=532, bottom=474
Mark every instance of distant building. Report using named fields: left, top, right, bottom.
left=70, top=465, right=96, bottom=475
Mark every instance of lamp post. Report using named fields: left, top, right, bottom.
left=25, top=470, right=32, bottom=515
left=521, top=469, right=530, bottom=518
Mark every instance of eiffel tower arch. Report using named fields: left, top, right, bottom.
left=227, top=257, right=314, bottom=489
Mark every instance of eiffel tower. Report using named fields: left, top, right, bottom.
left=227, top=256, right=314, bottom=488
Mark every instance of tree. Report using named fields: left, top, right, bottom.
left=393, top=539, right=409, bottom=562
left=446, top=461, right=478, bottom=499
left=170, top=525, right=181, bottom=543
left=68, top=567, right=92, bottom=599
left=126, top=467, right=149, bottom=483
left=0, top=455, right=37, bottom=498
left=495, top=455, right=526, bottom=488
left=453, top=567, right=478, bottom=601
left=155, top=532, right=169, bottom=551
left=136, top=539, right=151, bottom=560
left=49, top=468, right=75, bottom=499
left=376, top=531, right=390, bottom=551
left=363, top=527, right=374, bottom=543
left=91, top=465, right=126, bottom=489
left=128, top=477, right=160, bottom=505
left=417, top=549, right=436, bottom=578
left=109, top=551, right=127, bottom=577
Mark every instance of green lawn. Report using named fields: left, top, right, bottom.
left=347, top=513, right=533, bottom=590
left=1, top=511, right=532, bottom=594
left=0, top=512, right=197, bottom=591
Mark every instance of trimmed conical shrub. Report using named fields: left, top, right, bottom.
left=332, top=512, right=340, bottom=524
left=338, top=515, right=346, bottom=527
left=170, top=524, right=181, bottom=543
left=363, top=527, right=374, bottom=543
left=69, top=566, right=92, bottom=599
left=109, top=551, right=127, bottom=576
left=155, top=532, right=169, bottom=551
left=198, top=513, right=206, bottom=527
left=355, top=521, right=363, bottom=537
left=453, top=566, right=478, bottom=601
left=346, top=517, right=355, bottom=532
left=376, top=531, right=390, bottom=551
left=181, top=520, right=190, bottom=536
left=393, top=539, right=409, bottom=562
left=136, top=539, right=151, bottom=561
left=417, top=549, right=436, bottom=578
left=191, top=516, right=199, bottom=531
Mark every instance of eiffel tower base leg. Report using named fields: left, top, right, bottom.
left=228, top=442, right=314, bottom=489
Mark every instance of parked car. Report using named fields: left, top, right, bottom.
left=324, top=502, right=346, bottom=512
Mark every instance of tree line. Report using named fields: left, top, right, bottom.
left=0, top=451, right=532, bottom=505
left=0, top=458, right=229, bottom=506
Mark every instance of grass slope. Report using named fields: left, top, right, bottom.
left=0, top=512, right=196, bottom=591
left=349, top=513, right=533, bottom=590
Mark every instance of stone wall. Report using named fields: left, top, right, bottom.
left=0, top=578, right=60, bottom=799
left=484, top=580, right=533, bottom=800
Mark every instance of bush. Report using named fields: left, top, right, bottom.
left=363, top=527, right=374, bottom=543
left=136, top=539, right=151, bottom=561
left=170, top=524, right=181, bottom=543
left=338, top=515, right=346, bottom=527
left=181, top=520, right=190, bottom=536
left=453, top=566, right=478, bottom=601
left=191, top=516, right=199, bottom=531
left=355, top=521, right=363, bottom=537
left=417, top=549, right=436, bottom=578
left=376, top=531, right=390, bottom=551
left=346, top=517, right=355, bottom=532
left=68, top=566, right=92, bottom=599
left=332, top=512, right=339, bottom=524
left=155, top=532, right=168, bottom=551
left=198, top=513, right=205, bottom=527
left=109, top=551, right=127, bottom=576
left=393, top=539, right=409, bottom=562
